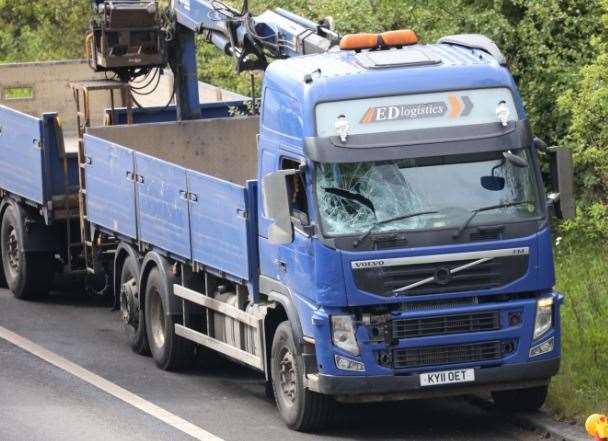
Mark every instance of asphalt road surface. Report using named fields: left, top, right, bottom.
left=0, top=287, right=545, bottom=441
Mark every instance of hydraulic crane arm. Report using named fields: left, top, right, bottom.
left=87, top=0, right=340, bottom=119
left=172, top=0, right=340, bottom=72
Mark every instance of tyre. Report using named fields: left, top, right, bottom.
left=271, top=321, right=335, bottom=431
left=1, top=205, right=53, bottom=300
left=119, top=255, right=149, bottom=355
left=0, top=254, right=6, bottom=288
left=144, top=267, right=195, bottom=371
left=492, top=384, right=548, bottom=411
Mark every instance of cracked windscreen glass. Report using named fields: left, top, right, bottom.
left=315, top=148, right=541, bottom=237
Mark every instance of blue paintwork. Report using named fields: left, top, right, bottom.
left=84, top=135, right=138, bottom=239
left=0, top=106, right=77, bottom=221
left=174, top=1, right=332, bottom=59
left=306, top=291, right=562, bottom=377
left=175, top=26, right=203, bottom=121
left=84, top=132, right=256, bottom=281
left=245, top=180, right=260, bottom=299
left=339, top=230, right=552, bottom=307
left=0, top=106, right=45, bottom=204
left=262, top=44, right=526, bottom=141
left=187, top=170, right=249, bottom=279
left=108, top=101, right=248, bottom=126
left=135, top=152, right=191, bottom=260
left=41, top=114, right=79, bottom=203
left=276, top=227, right=561, bottom=377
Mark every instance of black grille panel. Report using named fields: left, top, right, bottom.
left=354, top=255, right=528, bottom=296
left=391, top=341, right=503, bottom=369
left=470, top=230, right=501, bottom=242
left=393, top=311, right=500, bottom=339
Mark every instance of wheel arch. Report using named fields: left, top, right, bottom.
left=139, top=251, right=181, bottom=317
left=260, top=276, right=318, bottom=384
left=260, top=276, right=305, bottom=353
left=0, top=197, right=59, bottom=253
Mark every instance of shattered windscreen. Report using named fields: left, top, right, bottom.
left=315, top=148, right=541, bottom=237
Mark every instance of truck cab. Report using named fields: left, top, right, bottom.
left=258, top=38, right=572, bottom=412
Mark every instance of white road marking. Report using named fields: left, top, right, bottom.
left=0, top=326, right=224, bottom=441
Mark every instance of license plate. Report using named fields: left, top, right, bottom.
left=419, top=368, right=475, bottom=387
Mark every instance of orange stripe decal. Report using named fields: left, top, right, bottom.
left=360, top=108, right=371, bottom=123
left=360, top=107, right=376, bottom=124
left=448, top=95, right=462, bottom=118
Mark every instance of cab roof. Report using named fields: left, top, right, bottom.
left=263, top=42, right=524, bottom=138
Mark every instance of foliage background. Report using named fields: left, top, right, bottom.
left=2, top=0, right=608, bottom=420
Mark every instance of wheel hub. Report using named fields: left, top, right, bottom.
left=278, top=349, right=297, bottom=405
left=6, top=227, right=19, bottom=275
left=119, top=278, right=139, bottom=326
left=149, top=290, right=166, bottom=349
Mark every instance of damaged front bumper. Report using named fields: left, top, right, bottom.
left=305, top=357, right=559, bottom=403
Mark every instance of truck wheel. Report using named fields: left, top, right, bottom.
left=1, top=206, right=53, bottom=300
left=144, top=267, right=195, bottom=371
left=492, top=384, right=548, bottom=411
left=119, top=255, right=149, bottom=355
left=271, top=321, right=335, bottom=431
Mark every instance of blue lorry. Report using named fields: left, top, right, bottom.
left=0, top=1, right=575, bottom=431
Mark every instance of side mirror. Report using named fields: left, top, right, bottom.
left=548, top=146, right=575, bottom=220
left=481, top=175, right=505, bottom=191
left=262, top=169, right=297, bottom=245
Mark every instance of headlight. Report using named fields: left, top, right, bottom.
left=335, top=354, right=365, bottom=372
left=331, top=315, right=359, bottom=356
left=533, top=297, right=553, bottom=340
left=530, top=336, right=554, bottom=357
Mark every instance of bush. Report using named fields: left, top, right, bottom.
left=0, top=0, right=89, bottom=62
left=554, top=0, right=608, bottom=237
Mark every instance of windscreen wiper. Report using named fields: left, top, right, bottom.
left=353, top=210, right=439, bottom=248
left=453, top=200, right=534, bottom=239
left=322, top=187, right=375, bottom=213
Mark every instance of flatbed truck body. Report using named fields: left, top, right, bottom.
left=0, top=37, right=574, bottom=430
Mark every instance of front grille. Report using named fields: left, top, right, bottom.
left=390, top=340, right=503, bottom=369
left=402, top=297, right=479, bottom=312
left=470, top=230, right=500, bottom=242
left=393, top=311, right=500, bottom=339
left=353, top=255, right=528, bottom=296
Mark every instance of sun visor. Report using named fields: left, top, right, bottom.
left=315, top=88, right=518, bottom=139
left=304, top=120, right=532, bottom=163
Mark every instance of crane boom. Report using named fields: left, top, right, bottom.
left=87, top=0, right=340, bottom=119
left=173, top=0, right=338, bottom=69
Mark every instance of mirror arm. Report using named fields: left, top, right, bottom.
left=533, top=136, right=548, bottom=152
left=546, top=192, right=560, bottom=209
left=547, top=192, right=560, bottom=203
left=294, top=222, right=315, bottom=236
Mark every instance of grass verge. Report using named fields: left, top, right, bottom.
left=546, top=236, right=608, bottom=421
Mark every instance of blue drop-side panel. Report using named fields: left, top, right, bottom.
left=0, top=106, right=44, bottom=204
left=84, top=135, right=137, bottom=239
left=135, top=153, right=190, bottom=259
left=187, top=170, right=249, bottom=280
